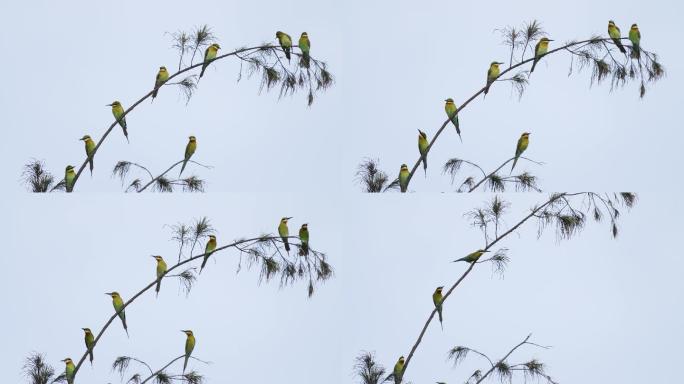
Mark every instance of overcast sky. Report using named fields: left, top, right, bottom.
left=2, top=0, right=682, bottom=383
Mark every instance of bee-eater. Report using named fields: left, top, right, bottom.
left=608, top=21, right=627, bottom=54
left=485, top=61, right=504, bottom=96
left=199, top=235, right=217, bottom=273
left=530, top=38, right=553, bottom=73
left=433, top=286, right=444, bottom=330
left=444, top=98, right=462, bottom=142
left=80, top=135, right=96, bottom=175
left=298, top=32, right=311, bottom=68
left=105, top=292, right=128, bottom=336
left=152, top=255, right=167, bottom=297
left=398, top=164, right=410, bottom=193
left=299, top=223, right=309, bottom=256
left=179, top=136, right=197, bottom=176
left=279, top=217, right=292, bottom=253
left=452, top=249, right=490, bottom=263
left=82, top=328, right=95, bottom=365
left=152, top=66, right=169, bottom=100
left=182, top=330, right=196, bottom=373
left=200, top=43, right=221, bottom=78
left=62, top=358, right=75, bottom=384
left=418, top=130, right=429, bottom=175
left=276, top=31, right=293, bottom=61
left=107, top=101, right=129, bottom=143
left=393, top=356, right=405, bottom=384
left=65, top=165, right=76, bottom=193
left=510, top=132, right=530, bottom=174
left=629, top=23, right=641, bottom=59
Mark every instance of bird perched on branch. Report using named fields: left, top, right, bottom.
left=276, top=31, right=293, bottom=61
left=298, top=32, right=311, bottom=68
left=105, top=291, right=128, bottom=336
left=199, top=235, right=217, bottom=273
left=152, top=255, right=167, bottom=297
left=392, top=356, right=405, bottom=384
left=510, top=132, right=530, bottom=174
left=629, top=23, right=641, bottom=59
left=418, top=130, right=429, bottom=175
left=299, top=223, right=309, bottom=256
left=152, top=66, right=169, bottom=100
left=433, top=286, right=444, bottom=330
left=107, top=101, right=129, bottom=142
left=200, top=43, right=220, bottom=78
left=65, top=165, right=76, bottom=192
left=82, top=328, right=95, bottom=365
left=531, top=37, right=553, bottom=73
left=180, top=136, right=197, bottom=176
left=182, top=330, right=195, bottom=373
left=279, top=217, right=292, bottom=253
left=61, top=358, right=75, bottom=384
left=398, top=164, right=410, bottom=193
left=444, top=98, right=462, bottom=142
left=485, top=61, right=504, bottom=96
left=79, top=135, right=96, bottom=175
left=453, top=249, right=489, bottom=263
left=608, top=20, right=627, bottom=54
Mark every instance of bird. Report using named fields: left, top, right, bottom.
left=530, top=38, right=553, bottom=73
left=152, top=255, right=167, bottom=297
left=107, top=101, right=129, bottom=143
left=444, top=98, right=462, bottom=142
left=62, top=358, right=75, bottom=384
left=65, top=165, right=76, bottom=192
left=485, top=61, right=504, bottom=96
left=105, top=292, right=128, bottom=336
left=82, top=328, right=95, bottom=365
left=199, top=235, right=217, bottom=273
left=629, top=23, right=641, bottom=59
left=433, top=286, right=444, bottom=330
left=453, top=249, right=490, bottom=263
left=279, top=217, right=292, bottom=253
left=200, top=43, right=221, bottom=78
left=276, top=31, right=293, bottom=61
left=179, top=136, right=197, bottom=176
left=182, top=330, right=196, bottom=373
left=299, top=223, right=309, bottom=256
left=393, top=356, right=405, bottom=384
left=608, top=20, right=627, bottom=54
left=398, top=164, right=410, bottom=193
left=510, top=132, right=530, bottom=174
left=298, top=32, right=311, bottom=68
left=418, top=130, right=429, bottom=175
left=80, top=135, right=96, bottom=175
left=152, top=66, right=169, bottom=100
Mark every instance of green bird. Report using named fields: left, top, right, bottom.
left=398, top=164, right=410, bottom=193
left=530, top=37, right=553, bottom=73
left=510, top=132, right=530, bottom=174
left=107, top=101, right=129, bottom=143
left=105, top=292, right=128, bottom=336
left=444, top=98, right=462, bottom=142
left=179, top=136, right=197, bottom=176
left=200, top=43, right=221, bottom=78
left=299, top=223, right=309, bottom=256
left=433, top=286, right=444, bottom=330
left=392, top=356, right=405, bottom=384
left=80, top=135, right=96, bottom=175
left=65, top=165, right=76, bottom=193
left=485, top=61, right=504, bottom=96
left=199, top=234, right=217, bottom=273
left=608, top=20, right=627, bottom=54
left=62, top=358, right=75, bottom=384
left=276, top=31, right=293, bottom=61
left=418, top=130, right=429, bottom=175
left=629, top=23, right=641, bottom=59
left=279, top=217, right=292, bottom=253
left=298, top=32, right=311, bottom=68
left=82, top=328, right=95, bottom=365
left=182, top=330, right=196, bottom=373
left=152, top=66, right=169, bottom=100
left=453, top=249, right=490, bottom=263
left=152, top=255, right=167, bottom=297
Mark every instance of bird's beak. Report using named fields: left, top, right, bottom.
left=106, top=103, right=112, bottom=106
left=483, top=250, right=491, bottom=253
left=81, top=328, right=87, bottom=331
left=548, top=39, right=555, bottom=41
left=286, top=217, right=293, bottom=220
left=104, top=292, right=111, bottom=295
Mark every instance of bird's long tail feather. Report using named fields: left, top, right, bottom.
left=89, top=349, right=94, bottom=365
left=155, top=278, right=161, bottom=297
left=510, top=157, right=519, bottom=174
left=283, top=237, right=290, bottom=252
left=180, top=160, right=188, bottom=176
left=200, top=255, right=209, bottom=273
left=183, top=355, right=189, bottom=373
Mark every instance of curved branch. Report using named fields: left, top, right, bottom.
left=136, top=159, right=212, bottom=192
left=467, top=156, right=542, bottom=192
left=139, top=355, right=184, bottom=384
